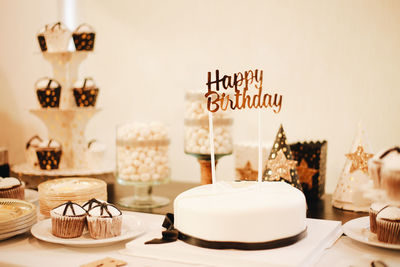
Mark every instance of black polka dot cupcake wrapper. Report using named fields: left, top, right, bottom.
left=73, top=88, right=99, bottom=107
left=72, top=32, right=96, bottom=51
left=36, top=87, right=61, bottom=108
left=36, top=149, right=62, bottom=170
left=37, top=35, right=47, bottom=52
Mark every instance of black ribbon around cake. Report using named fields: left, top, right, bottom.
left=145, top=213, right=307, bottom=250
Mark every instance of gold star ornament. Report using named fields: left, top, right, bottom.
left=236, top=161, right=258, bottom=181
left=267, top=150, right=297, bottom=182
left=345, top=145, right=373, bottom=173
left=296, top=159, right=318, bottom=189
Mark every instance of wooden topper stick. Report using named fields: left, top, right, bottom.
left=208, top=111, right=216, bottom=184
left=258, top=109, right=263, bottom=184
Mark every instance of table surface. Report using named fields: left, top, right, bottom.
left=1, top=181, right=400, bottom=267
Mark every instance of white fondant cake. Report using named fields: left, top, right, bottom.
left=174, top=181, right=307, bottom=243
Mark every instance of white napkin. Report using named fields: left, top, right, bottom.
left=121, top=217, right=342, bottom=267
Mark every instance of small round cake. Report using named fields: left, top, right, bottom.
left=87, top=203, right=122, bottom=239
left=376, top=206, right=400, bottom=244
left=369, top=202, right=388, bottom=233
left=0, top=177, right=25, bottom=200
left=50, top=201, right=87, bottom=238
left=174, top=181, right=307, bottom=249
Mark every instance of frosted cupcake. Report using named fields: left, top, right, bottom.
left=50, top=201, right=87, bottom=238
left=376, top=206, right=400, bottom=244
left=73, top=78, right=99, bottom=107
left=0, top=177, right=25, bottom=200
left=35, top=78, right=62, bottom=108
left=369, top=147, right=400, bottom=188
left=87, top=203, right=122, bottom=239
left=369, top=202, right=388, bottom=233
left=380, top=149, right=400, bottom=201
left=72, top=23, right=96, bottom=51
left=41, top=22, right=71, bottom=53
left=82, top=198, right=104, bottom=212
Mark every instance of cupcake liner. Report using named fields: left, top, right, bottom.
left=73, top=32, right=96, bottom=51
left=87, top=216, right=122, bottom=239
left=376, top=219, right=400, bottom=244
left=35, top=78, right=62, bottom=108
left=36, top=148, right=62, bottom=170
left=43, top=22, right=71, bottom=53
left=73, top=24, right=96, bottom=51
left=36, top=87, right=61, bottom=108
left=51, top=212, right=86, bottom=238
left=0, top=185, right=25, bottom=200
left=37, top=34, right=47, bottom=52
left=369, top=208, right=378, bottom=233
left=73, top=88, right=99, bottom=107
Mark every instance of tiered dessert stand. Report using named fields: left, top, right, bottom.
left=11, top=51, right=114, bottom=189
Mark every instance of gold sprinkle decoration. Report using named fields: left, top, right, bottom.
left=345, top=145, right=373, bottom=173
left=236, top=161, right=258, bottom=181
left=267, top=150, right=297, bottom=182
left=296, top=159, right=317, bottom=190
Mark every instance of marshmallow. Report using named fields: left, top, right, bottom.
left=184, top=91, right=233, bottom=155
left=117, top=122, right=170, bottom=182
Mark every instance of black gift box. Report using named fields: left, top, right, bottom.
left=289, top=141, right=327, bottom=200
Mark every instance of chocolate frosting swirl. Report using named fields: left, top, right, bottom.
left=379, top=147, right=400, bottom=159
left=88, top=202, right=122, bottom=218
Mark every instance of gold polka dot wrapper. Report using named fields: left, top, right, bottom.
left=289, top=141, right=327, bottom=200
left=263, top=125, right=303, bottom=191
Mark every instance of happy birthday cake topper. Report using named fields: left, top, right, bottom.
left=205, top=69, right=283, bottom=113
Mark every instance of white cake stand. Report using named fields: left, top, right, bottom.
left=17, top=49, right=112, bottom=188
left=11, top=163, right=115, bottom=189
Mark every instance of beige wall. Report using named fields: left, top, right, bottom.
left=0, top=0, right=399, bottom=193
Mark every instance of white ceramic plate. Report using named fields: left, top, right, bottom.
left=0, top=224, right=33, bottom=241
left=31, top=214, right=145, bottom=247
left=25, top=189, right=39, bottom=203
left=0, top=215, right=36, bottom=233
left=342, top=216, right=400, bottom=250
left=0, top=198, right=36, bottom=224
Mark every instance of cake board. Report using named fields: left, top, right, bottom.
left=121, top=213, right=342, bottom=267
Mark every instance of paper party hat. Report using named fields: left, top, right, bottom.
left=263, top=125, right=303, bottom=191
left=332, top=122, right=374, bottom=212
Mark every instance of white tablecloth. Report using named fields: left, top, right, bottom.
left=0, top=212, right=399, bottom=267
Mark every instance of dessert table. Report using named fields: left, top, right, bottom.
left=0, top=181, right=399, bottom=267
